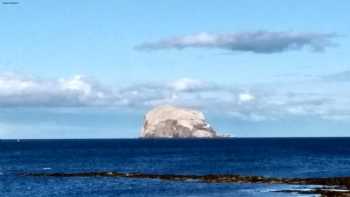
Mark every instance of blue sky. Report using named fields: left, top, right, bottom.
left=0, top=1, right=349, bottom=138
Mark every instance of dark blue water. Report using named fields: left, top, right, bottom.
left=1, top=138, right=350, bottom=196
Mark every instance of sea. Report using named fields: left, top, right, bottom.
left=1, top=138, right=350, bottom=197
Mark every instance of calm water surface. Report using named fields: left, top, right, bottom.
left=1, top=138, right=350, bottom=196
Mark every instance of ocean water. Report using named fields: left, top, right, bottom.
left=1, top=138, right=350, bottom=197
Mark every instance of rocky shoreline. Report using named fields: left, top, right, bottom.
left=19, top=171, right=350, bottom=196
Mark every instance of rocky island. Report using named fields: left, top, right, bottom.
left=140, top=105, right=220, bottom=138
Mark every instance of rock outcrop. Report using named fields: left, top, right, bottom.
left=22, top=172, right=350, bottom=196
left=140, top=105, right=217, bottom=138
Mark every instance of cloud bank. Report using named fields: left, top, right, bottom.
left=0, top=73, right=114, bottom=107
left=323, top=70, right=350, bottom=82
left=135, top=31, right=337, bottom=54
left=0, top=73, right=349, bottom=121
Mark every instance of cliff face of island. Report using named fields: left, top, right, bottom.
left=140, top=105, right=218, bottom=138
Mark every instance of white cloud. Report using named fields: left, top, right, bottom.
left=135, top=31, right=338, bottom=54
left=239, top=93, right=255, bottom=103
left=59, top=75, right=93, bottom=95
left=169, top=78, right=213, bottom=92
left=0, top=72, right=349, bottom=121
left=0, top=73, right=116, bottom=107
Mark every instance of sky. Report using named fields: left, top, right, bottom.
left=0, top=0, right=350, bottom=138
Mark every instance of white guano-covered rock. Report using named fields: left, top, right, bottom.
left=140, top=105, right=217, bottom=138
